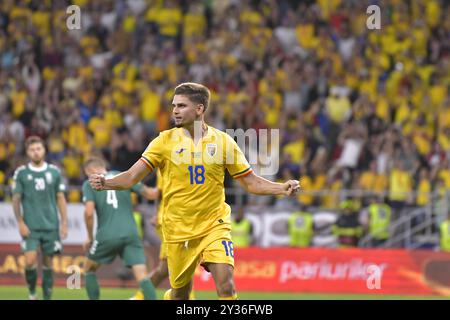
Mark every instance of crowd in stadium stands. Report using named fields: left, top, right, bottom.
left=0, top=0, right=449, bottom=213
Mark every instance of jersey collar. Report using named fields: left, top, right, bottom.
left=178, top=124, right=213, bottom=142
left=28, top=162, right=48, bottom=172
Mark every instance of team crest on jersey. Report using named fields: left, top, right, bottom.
left=27, top=174, right=32, bottom=180
left=45, top=172, right=53, bottom=184
left=206, top=144, right=217, bottom=157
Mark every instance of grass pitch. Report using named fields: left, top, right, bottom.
left=0, top=286, right=447, bottom=300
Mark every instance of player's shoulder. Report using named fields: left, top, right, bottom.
left=159, top=127, right=180, bottom=140
left=14, top=165, right=27, bottom=173
left=81, top=179, right=92, bottom=190
left=209, top=126, right=229, bottom=138
left=149, top=128, right=187, bottom=148
left=13, top=165, right=27, bottom=178
left=48, top=163, right=62, bottom=174
left=208, top=126, right=235, bottom=144
left=144, top=129, right=176, bottom=147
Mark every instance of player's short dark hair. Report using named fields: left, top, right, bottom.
left=83, top=157, right=107, bottom=169
left=25, top=136, right=45, bottom=149
left=174, top=82, right=210, bottom=112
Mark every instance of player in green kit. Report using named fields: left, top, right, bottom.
left=82, top=157, right=158, bottom=300
left=12, top=136, right=68, bottom=300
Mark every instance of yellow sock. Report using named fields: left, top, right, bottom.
left=218, top=293, right=238, bottom=300
left=163, top=289, right=172, bottom=300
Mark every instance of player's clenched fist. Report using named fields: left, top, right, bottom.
left=282, top=180, right=300, bottom=196
left=89, top=174, right=105, bottom=191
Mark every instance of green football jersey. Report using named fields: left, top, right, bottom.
left=82, top=171, right=143, bottom=241
left=12, top=163, right=66, bottom=230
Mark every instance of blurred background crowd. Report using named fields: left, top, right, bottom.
left=0, top=0, right=449, bottom=217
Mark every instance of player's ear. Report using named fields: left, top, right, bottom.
left=196, top=104, right=205, bottom=114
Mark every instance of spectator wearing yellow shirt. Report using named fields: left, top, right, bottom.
left=389, top=160, right=413, bottom=213
left=66, top=118, right=89, bottom=154
left=183, top=4, right=206, bottom=38
left=11, top=83, right=27, bottom=118
left=62, top=149, right=82, bottom=184
left=103, top=102, right=123, bottom=129
left=32, top=2, right=51, bottom=37
left=358, top=160, right=388, bottom=194
left=282, top=130, right=308, bottom=165
left=0, top=169, right=5, bottom=200
left=140, top=84, right=161, bottom=136
left=325, top=86, right=352, bottom=150
left=438, top=103, right=450, bottom=131
left=429, top=75, right=446, bottom=110
left=435, top=159, right=450, bottom=189
left=297, top=166, right=313, bottom=206
left=88, top=108, right=112, bottom=149
left=47, top=131, right=65, bottom=162
left=416, top=168, right=431, bottom=207
left=155, top=0, right=183, bottom=39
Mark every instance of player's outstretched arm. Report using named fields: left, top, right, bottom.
left=56, top=192, right=68, bottom=240
left=89, top=160, right=151, bottom=191
left=237, top=171, right=300, bottom=196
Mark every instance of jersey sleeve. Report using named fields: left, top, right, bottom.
left=224, top=135, right=253, bottom=179
left=12, top=168, right=24, bottom=194
left=131, top=182, right=144, bottom=193
left=55, top=171, right=67, bottom=194
left=82, top=181, right=95, bottom=203
left=140, top=134, right=164, bottom=171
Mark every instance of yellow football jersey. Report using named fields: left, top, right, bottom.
left=141, top=125, right=252, bottom=242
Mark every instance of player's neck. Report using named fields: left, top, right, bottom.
left=30, top=160, right=45, bottom=168
left=28, top=161, right=47, bottom=172
left=183, top=121, right=208, bottom=142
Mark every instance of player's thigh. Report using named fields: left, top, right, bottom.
left=21, top=230, right=39, bottom=256
left=166, top=240, right=202, bottom=289
left=41, top=230, right=63, bottom=256
left=121, top=236, right=147, bottom=268
left=201, top=228, right=234, bottom=268
left=87, top=239, right=119, bottom=265
left=206, top=262, right=236, bottom=294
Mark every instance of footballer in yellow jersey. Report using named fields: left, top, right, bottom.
left=140, top=123, right=253, bottom=243
left=90, top=82, right=300, bottom=300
